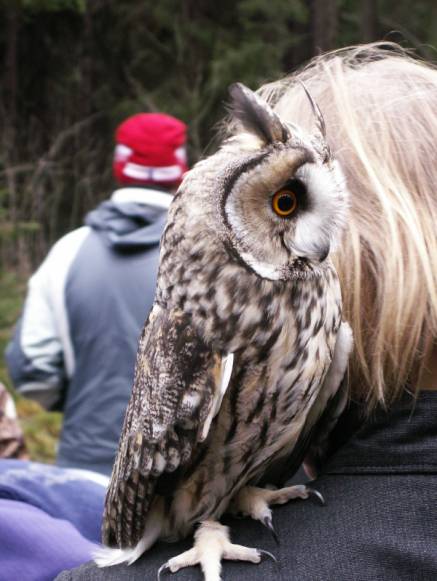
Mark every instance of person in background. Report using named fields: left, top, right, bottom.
left=5, top=112, right=188, bottom=476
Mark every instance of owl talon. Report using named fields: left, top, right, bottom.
left=262, top=516, right=280, bottom=545
left=230, top=482, right=325, bottom=540
left=258, top=549, right=278, bottom=563
left=157, top=562, right=170, bottom=580
left=155, top=520, right=275, bottom=581
left=306, top=487, right=325, bottom=506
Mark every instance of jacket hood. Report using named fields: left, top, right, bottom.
left=85, top=188, right=170, bottom=250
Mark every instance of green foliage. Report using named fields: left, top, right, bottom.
left=19, top=404, right=62, bottom=463
left=0, top=271, right=61, bottom=462
left=22, top=0, right=85, bottom=12
left=0, top=272, right=24, bottom=357
left=0, top=222, right=41, bottom=241
left=1, top=1, right=435, bottom=270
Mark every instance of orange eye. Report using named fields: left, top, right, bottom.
left=272, top=189, right=297, bottom=217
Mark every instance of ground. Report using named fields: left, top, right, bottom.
left=0, top=271, right=61, bottom=462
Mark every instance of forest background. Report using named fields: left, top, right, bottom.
left=0, top=0, right=436, bottom=461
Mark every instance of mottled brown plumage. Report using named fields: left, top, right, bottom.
left=98, top=83, right=352, bottom=576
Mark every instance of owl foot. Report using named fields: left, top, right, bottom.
left=229, top=484, right=324, bottom=544
left=157, top=519, right=276, bottom=581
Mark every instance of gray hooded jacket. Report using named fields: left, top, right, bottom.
left=6, top=188, right=171, bottom=475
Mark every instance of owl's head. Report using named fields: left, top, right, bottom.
left=178, top=84, right=347, bottom=280
left=183, top=83, right=348, bottom=281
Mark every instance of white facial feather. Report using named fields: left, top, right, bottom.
left=291, top=159, right=348, bottom=259
left=223, top=142, right=348, bottom=280
left=240, top=252, right=284, bottom=280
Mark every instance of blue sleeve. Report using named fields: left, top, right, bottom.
left=5, top=263, right=65, bottom=410
left=5, top=227, right=90, bottom=410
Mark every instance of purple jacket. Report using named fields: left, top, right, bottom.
left=0, top=459, right=108, bottom=581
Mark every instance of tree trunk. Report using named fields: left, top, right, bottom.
left=361, top=0, right=378, bottom=42
left=4, top=0, right=20, bottom=237
left=4, top=1, right=19, bottom=138
left=311, top=0, right=338, bottom=54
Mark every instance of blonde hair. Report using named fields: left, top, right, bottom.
left=260, top=43, right=437, bottom=409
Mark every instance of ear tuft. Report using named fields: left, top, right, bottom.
left=228, top=83, right=289, bottom=145
left=299, top=81, right=327, bottom=140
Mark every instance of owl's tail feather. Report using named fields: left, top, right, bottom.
left=94, top=499, right=164, bottom=567
left=94, top=544, right=145, bottom=567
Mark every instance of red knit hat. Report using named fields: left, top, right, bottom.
left=113, top=113, right=188, bottom=187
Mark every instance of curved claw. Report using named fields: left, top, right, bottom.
left=262, top=516, right=279, bottom=545
left=257, top=549, right=277, bottom=563
left=306, top=487, right=325, bottom=506
left=157, top=562, right=170, bottom=580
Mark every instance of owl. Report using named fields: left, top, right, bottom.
left=95, top=83, right=353, bottom=580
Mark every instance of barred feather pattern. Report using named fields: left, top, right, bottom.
left=102, top=84, right=349, bottom=554
left=103, top=199, right=342, bottom=546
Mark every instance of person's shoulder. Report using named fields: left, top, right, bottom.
left=30, top=226, right=92, bottom=286
left=40, top=226, right=91, bottom=272
left=50, top=226, right=91, bottom=258
left=54, top=561, right=111, bottom=581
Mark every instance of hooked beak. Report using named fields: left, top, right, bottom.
left=289, top=241, right=330, bottom=264
left=317, top=243, right=330, bottom=263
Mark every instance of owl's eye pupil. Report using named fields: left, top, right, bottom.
left=277, top=195, right=293, bottom=213
left=272, top=189, right=297, bottom=217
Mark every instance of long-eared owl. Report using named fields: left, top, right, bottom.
left=97, top=83, right=353, bottom=579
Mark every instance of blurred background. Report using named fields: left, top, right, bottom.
left=0, top=0, right=436, bottom=462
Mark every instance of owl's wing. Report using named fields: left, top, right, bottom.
left=302, top=321, right=353, bottom=477
left=102, top=305, right=232, bottom=549
left=260, top=321, right=353, bottom=486
left=299, top=374, right=348, bottom=479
